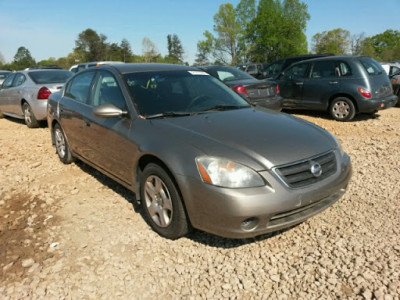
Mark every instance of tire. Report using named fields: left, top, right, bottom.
left=53, top=123, right=74, bottom=164
left=329, top=97, right=356, bottom=121
left=22, top=102, right=39, bottom=128
left=140, top=163, right=189, bottom=239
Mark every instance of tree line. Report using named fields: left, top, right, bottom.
left=195, top=0, right=400, bottom=65
left=0, top=29, right=186, bottom=70
left=1, top=0, right=399, bottom=71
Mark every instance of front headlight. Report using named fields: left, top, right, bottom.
left=196, top=157, right=265, bottom=188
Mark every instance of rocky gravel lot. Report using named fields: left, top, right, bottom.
left=0, top=108, right=399, bottom=299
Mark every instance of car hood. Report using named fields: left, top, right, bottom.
left=151, top=108, right=337, bottom=170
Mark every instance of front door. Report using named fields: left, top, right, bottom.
left=279, top=62, right=309, bottom=108
left=85, top=70, right=136, bottom=184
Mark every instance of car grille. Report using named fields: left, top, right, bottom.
left=273, top=151, right=337, bottom=188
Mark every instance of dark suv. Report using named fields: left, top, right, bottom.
left=276, top=56, right=398, bottom=121
left=263, top=54, right=334, bottom=79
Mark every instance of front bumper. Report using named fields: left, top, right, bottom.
left=357, top=94, right=398, bottom=113
left=178, top=152, right=351, bottom=239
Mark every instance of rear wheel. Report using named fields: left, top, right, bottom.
left=22, top=102, right=39, bottom=128
left=329, top=97, right=356, bottom=121
left=53, top=123, right=74, bottom=164
left=140, top=163, right=189, bottom=239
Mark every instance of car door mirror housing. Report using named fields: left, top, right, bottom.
left=93, top=103, right=127, bottom=118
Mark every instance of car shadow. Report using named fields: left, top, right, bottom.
left=185, top=225, right=298, bottom=249
left=73, top=160, right=301, bottom=248
left=74, top=160, right=141, bottom=213
left=283, top=109, right=382, bottom=122
left=2, top=115, right=48, bottom=127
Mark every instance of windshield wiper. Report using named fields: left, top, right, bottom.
left=145, top=111, right=193, bottom=119
left=203, top=105, right=250, bottom=112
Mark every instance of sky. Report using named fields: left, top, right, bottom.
left=0, top=0, right=399, bottom=65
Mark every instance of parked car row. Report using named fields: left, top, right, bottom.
left=0, top=58, right=396, bottom=239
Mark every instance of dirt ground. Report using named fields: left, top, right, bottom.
left=0, top=108, right=399, bottom=299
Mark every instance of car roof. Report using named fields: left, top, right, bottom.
left=289, top=55, right=365, bottom=65
left=102, top=63, right=200, bottom=74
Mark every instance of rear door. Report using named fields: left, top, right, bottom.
left=59, top=70, right=97, bottom=158
left=300, top=60, right=340, bottom=110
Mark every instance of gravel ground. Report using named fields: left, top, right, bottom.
left=0, top=108, right=399, bottom=299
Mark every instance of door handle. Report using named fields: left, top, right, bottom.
left=329, top=81, right=338, bottom=85
left=295, top=82, right=304, bottom=86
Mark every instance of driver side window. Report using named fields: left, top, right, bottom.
left=92, top=71, right=126, bottom=109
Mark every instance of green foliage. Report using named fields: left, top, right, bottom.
left=74, top=29, right=107, bottom=61
left=166, top=34, right=184, bottom=64
left=246, top=0, right=309, bottom=62
left=312, top=28, right=350, bottom=54
left=363, top=30, right=400, bottom=61
left=12, top=46, right=36, bottom=70
left=196, top=2, right=245, bottom=65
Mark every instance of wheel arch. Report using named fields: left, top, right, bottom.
left=136, top=155, right=180, bottom=200
left=136, top=154, right=193, bottom=229
left=328, top=93, right=359, bottom=113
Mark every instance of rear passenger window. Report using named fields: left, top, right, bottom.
left=64, top=71, right=96, bottom=104
left=310, top=61, right=337, bottom=78
left=13, top=73, right=26, bottom=87
left=339, top=62, right=352, bottom=76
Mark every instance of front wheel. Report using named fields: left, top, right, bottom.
left=329, top=97, right=356, bottom=121
left=53, top=123, right=74, bottom=164
left=22, top=102, right=39, bottom=128
left=140, top=163, right=190, bottom=239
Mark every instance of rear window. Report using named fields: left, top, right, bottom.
left=359, top=57, right=385, bottom=76
left=28, top=70, right=73, bottom=84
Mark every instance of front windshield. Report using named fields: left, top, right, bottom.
left=264, top=61, right=283, bottom=76
left=124, top=70, right=250, bottom=117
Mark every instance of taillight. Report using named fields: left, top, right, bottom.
left=358, top=87, right=371, bottom=98
left=37, top=87, right=51, bottom=100
left=275, top=84, right=280, bottom=95
left=233, top=85, right=248, bottom=96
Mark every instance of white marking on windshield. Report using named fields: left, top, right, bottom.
left=188, top=71, right=209, bottom=76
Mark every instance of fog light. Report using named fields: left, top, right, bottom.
left=241, top=217, right=259, bottom=231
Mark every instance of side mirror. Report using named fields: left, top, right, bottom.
left=93, top=103, right=128, bottom=118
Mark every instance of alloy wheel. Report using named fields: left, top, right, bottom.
left=144, top=175, right=173, bottom=228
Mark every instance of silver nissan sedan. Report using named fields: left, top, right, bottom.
left=47, top=63, right=351, bottom=239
